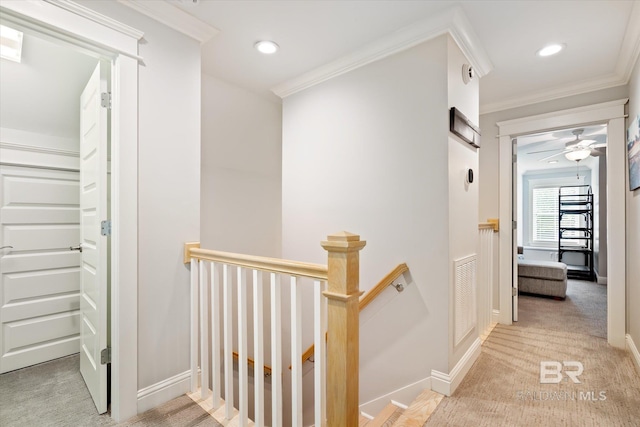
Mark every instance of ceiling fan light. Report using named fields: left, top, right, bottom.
left=537, top=43, right=564, bottom=57
left=565, top=149, right=590, bottom=161
left=254, top=40, right=279, bottom=54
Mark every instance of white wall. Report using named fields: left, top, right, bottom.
left=447, top=36, right=479, bottom=370
left=75, top=0, right=201, bottom=397
left=627, top=54, right=640, bottom=354
left=479, top=85, right=629, bottom=308
left=201, top=74, right=282, bottom=256
left=282, top=36, right=450, bottom=411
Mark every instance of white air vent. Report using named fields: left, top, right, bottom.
left=454, top=254, right=477, bottom=347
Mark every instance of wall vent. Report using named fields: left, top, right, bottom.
left=454, top=254, right=477, bottom=347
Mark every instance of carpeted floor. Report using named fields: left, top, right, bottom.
left=0, top=354, right=221, bottom=427
left=518, top=279, right=607, bottom=338
left=425, top=279, right=640, bottom=426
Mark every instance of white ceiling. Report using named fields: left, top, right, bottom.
left=0, top=33, right=98, bottom=139
left=164, top=0, right=639, bottom=111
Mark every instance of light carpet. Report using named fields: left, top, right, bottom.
left=425, top=280, right=640, bottom=426
left=0, top=354, right=221, bottom=427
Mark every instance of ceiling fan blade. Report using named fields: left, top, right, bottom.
left=590, top=147, right=606, bottom=157
left=592, top=142, right=607, bottom=148
left=527, top=148, right=562, bottom=154
left=539, top=150, right=569, bottom=161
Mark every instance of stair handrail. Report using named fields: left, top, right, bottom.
left=186, top=245, right=328, bottom=279
left=298, top=262, right=409, bottom=365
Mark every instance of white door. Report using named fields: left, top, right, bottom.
left=512, top=138, right=519, bottom=321
left=0, top=166, right=81, bottom=373
left=79, top=63, right=109, bottom=414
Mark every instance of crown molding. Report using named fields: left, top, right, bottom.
left=271, top=6, right=493, bottom=99
left=117, top=0, right=219, bottom=44
left=480, top=73, right=627, bottom=115
left=43, top=0, right=144, bottom=40
left=616, top=0, right=640, bottom=82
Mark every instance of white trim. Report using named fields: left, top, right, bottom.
left=271, top=6, right=493, bottom=98
left=615, top=1, right=640, bottom=83
left=358, top=376, right=432, bottom=417
left=0, top=1, right=142, bottom=62
left=360, top=412, right=375, bottom=421
left=626, top=334, right=640, bottom=372
left=117, top=0, right=219, bottom=44
left=491, top=309, right=500, bottom=324
left=481, top=74, right=627, bottom=115
left=137, top=370, right=192, bottom=414
left=496, top=99, right=629, bottom=135
left=44, top=0, right=144, bottom=40
left=0, top=142, right=78, bottom=157
left=595, top=271, right=608, bottom=285
left=431, top=338, right=481, bottom=396
left=497, top=99, right=627, bottom=349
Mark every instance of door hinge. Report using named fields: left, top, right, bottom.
left=101, top=92, right=112, bottom=110
left=512, top=220, right=517, bottom=230
left=512, top=287, right=518, bottom=297
left=101, top=347, right=111, bottom=365
left=101, top=220, right=112, bottom=236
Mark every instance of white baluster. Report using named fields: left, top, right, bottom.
left=238, top=267, right=248, bottom=427
left=314, top=280, right=327, bottom=427
left=200, top=260, right=210, bottom=399
left=290, top=276, right=302, bottom=427
left=211, top=262, right=221, bottom=409
left=190, top=258, right=198, bottom=392
left=253, top=270, right=265, bottom=427
left=271, top=273, right=283, bottom=427
left=223, top=264, right=234, bottom=420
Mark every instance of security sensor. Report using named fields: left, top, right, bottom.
left=462, top=64, right=474, bottom=84
left=465, top=168, right=474, bottom=184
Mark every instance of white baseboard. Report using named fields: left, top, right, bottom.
left=491, top=309, right=500, bottom=324
left=595, top=271, right=608, bottom=285
left=431, top=338, right=481, bottom=396
left=359, top=376, right=432, bottom=417
left=626, top=334, right=640, bottom=372
left=137, top=370, right=192, bottom=414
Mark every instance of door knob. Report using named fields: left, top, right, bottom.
left=70, top=244, right=83, bottom=253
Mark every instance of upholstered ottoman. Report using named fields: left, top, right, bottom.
left=517, top=259, right=567, bottom=299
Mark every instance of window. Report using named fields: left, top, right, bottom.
left=531, top=186, right=581, bottom=244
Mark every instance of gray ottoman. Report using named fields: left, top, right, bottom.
left=518, top=259, right=567, bottom=299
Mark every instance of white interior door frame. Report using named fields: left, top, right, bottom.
left=0, top=1, right=141, bottom=421
left=497, top=98, right=628, bottom=349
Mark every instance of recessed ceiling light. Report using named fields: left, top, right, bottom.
left=537, top=44, right=564, bottom=57
left=254, top=40, right=279, bottom=55
left=0, top=24, right=24, bottom=63
left=548, top=160, right=559, bottom=164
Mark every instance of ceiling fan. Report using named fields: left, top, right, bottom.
left=527, top=129, right=606, bottom=161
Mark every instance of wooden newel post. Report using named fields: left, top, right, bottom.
left=321, top=231, right=366, bottom=427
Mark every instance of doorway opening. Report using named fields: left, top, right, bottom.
left=496, top=99, right=627, bottom=348
left=513, top=124, right=608, bottom=337
left=0, top=27, right=112, bottom=414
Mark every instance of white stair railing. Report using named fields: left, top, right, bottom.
left=184, top=232, right=365, bottom=427
left=478, top=220, right=498, bottom=338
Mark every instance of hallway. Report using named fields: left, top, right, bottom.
left=425, top=280, right=640, bottom=426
